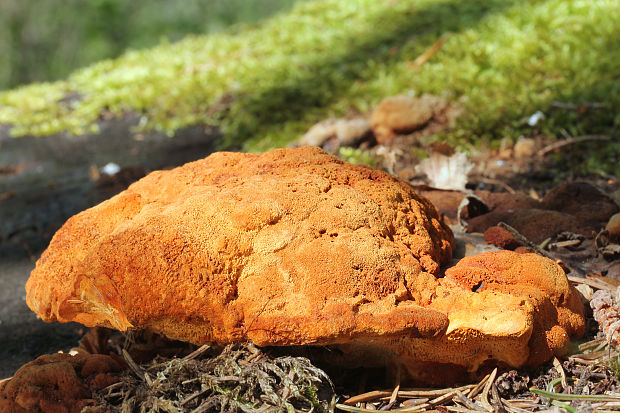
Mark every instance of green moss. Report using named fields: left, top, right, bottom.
left=0, top=0, right=617, bottom=159
left=337, top=147, right=379, bottom=168
left=609, top=355, right=620, bottom=382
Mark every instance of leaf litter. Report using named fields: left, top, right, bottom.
left=83, top=343, right=335, bottom=413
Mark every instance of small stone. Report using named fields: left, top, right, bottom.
left=514, top=246, right=537, bottom=254
left=606, top=212, right=620, bottom=241
left=484, top=226, right=522, bottom=250
left=298, top=119, right=337, bottom=147
left=499, top=137, right=513, bottom=158
left=298, top=118, right=371, bottom=152
left=100, top=162, right=120, bottom=176
left=397, top=167, right=417, bottom=181
left=371, top=95, right=434, bottom=144
left=513, top=138, right=536, bottom=158
left=334, top=118, right=371, bottom=147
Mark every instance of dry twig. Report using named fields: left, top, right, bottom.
left=537, top=135, right=612, bottom=157
left=406, top=33, right=452, bottom=71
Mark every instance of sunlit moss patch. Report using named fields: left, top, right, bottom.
left=0, top=0, right=617, bottom=158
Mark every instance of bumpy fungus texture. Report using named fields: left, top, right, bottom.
left=0, top=351, right=123, bottom=413
left=26, top=147, right=584, bottom=384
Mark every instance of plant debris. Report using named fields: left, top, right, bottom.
left=84, top=343, right=335, bottom=413
left=334, top=342, right=620, bottom=412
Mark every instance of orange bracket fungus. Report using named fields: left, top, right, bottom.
left=25, top=147, right=584, bottom=384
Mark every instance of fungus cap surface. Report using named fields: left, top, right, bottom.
left=25, top=147, right=585, bottom=384
left=27, top=147, right=453, bottom=345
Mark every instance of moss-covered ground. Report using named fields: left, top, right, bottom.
left=0, top=0, right=617, bottom=173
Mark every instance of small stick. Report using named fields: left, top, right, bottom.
left=143, top=371, right=153, bottom=386
left=344, top=390, right=390, bottom=405
left=496, top=223, right=553, bottom=259
left=406, top=33, right=452, bottom=71
left=549, top=239, right=581, bottom=249
left=446, top=407, right=481, bottom=413
left=428, top=390, right=458, bottom=406
left=181, top=344, right=211, bottom=362
left=480, top=368, right=498, bottom=412
left=399, top=384, right=475, bottom=398
left=336, top=403, right=427, bottom=412
left=537, top=135, right=611, bottom=157
left=497, top=222, right=583, bottom=275
left=477, top=178, right=516, bottom=194
left=553, top=357, right=568, bottom=390
left=181, top=387, right=210, bottom=406
left=454, top=390, right=484, bottom=412
left=347, top=384, right=476, bottom=405
left=502, top=399, right=541, bottom=413
left=490, top=384, right=508, bottom=413
left=468, top=373, right=491, bottom=399
left=401, top=398, right=429, bottom=407
left=122, top=349, right=146, bottom=381
left=578, top=338, right=606, bottom=351
left=103, top=381, right=123, bottom=393
left=390, top=383, right=401, bottom=404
